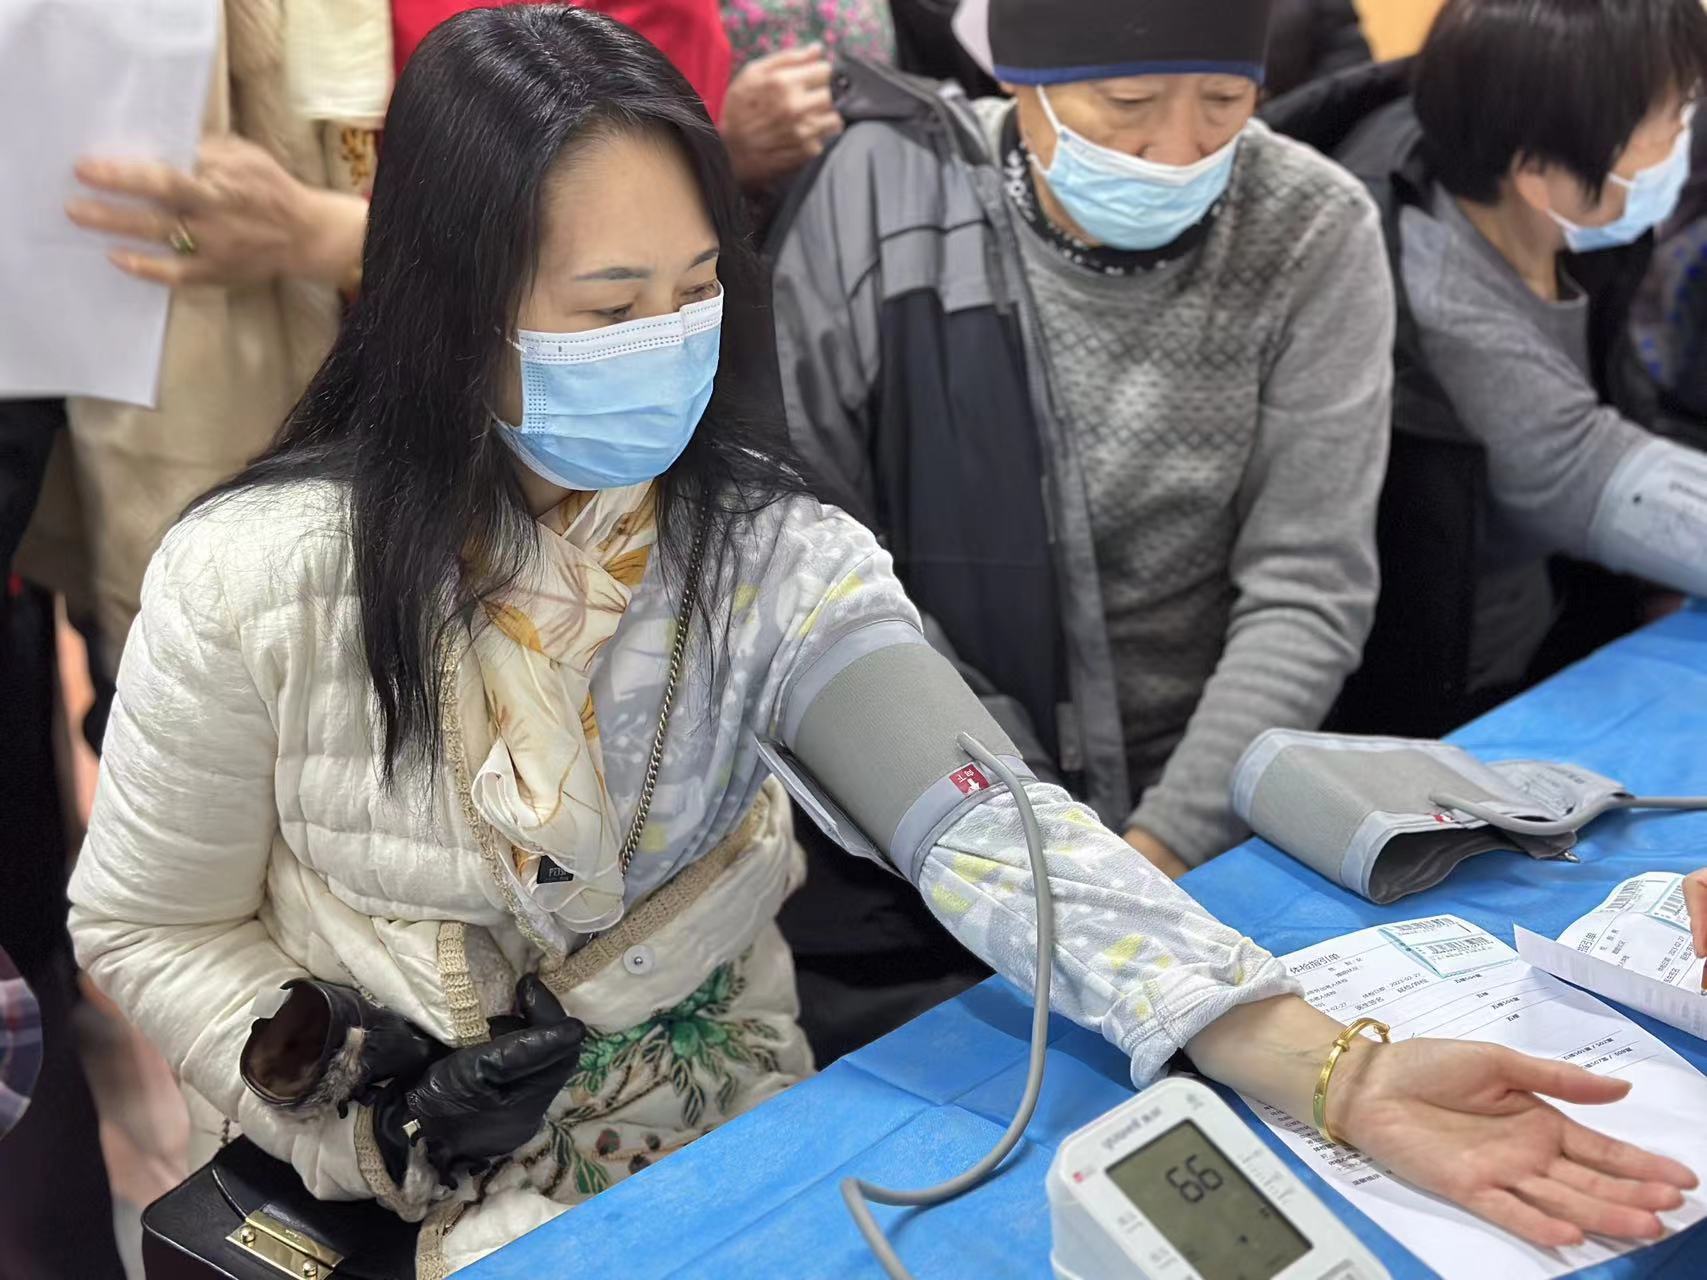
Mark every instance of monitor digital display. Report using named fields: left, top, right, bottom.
left=1104, top=1120, right=1312, bottom=1280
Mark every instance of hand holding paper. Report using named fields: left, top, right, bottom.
left=1517, top=872, right=1707, bottom=1036
left=1684, top=868, right=1707, bottom=962
left=65, top=136, right=367, bottom=291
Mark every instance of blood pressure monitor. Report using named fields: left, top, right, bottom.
left=1047, top=1078, right=1389, bottom=1280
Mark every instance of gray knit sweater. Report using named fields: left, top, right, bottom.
left=984, top=105, right=1396, bottom=864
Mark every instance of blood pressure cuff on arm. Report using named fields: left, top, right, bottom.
left=764, top=622, right=1033, bottom=885
left=1588, top=437, right=1707, bottom=597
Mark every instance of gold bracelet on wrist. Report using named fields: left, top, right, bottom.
left=1312, top=1017, right=1390, bottom=1145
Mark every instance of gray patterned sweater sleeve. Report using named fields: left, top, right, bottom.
left=1130, top=184, right=1394, bottom=865
left=919, top=787, right=1298, bottom=1085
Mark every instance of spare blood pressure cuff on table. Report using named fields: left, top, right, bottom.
left=759, top=621, right=1033, bottom=885
left=1231, top=729, right=1628, bottom=904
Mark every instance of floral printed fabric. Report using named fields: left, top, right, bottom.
left=469, top=483, right=659, bottom=932
left=430, top=927, right=811, bottom=1275
left=529, top=943, right=804, bottom=1199
left=721, top=0, right=895, bottom=69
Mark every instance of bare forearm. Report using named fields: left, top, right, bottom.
left=1183, top=993, right=1371, bottom=1133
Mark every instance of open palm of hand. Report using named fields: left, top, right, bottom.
left=1337, top=1039, right=1696, bottom=1247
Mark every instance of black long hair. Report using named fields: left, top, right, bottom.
left=196, top=4, right=809, bottom=779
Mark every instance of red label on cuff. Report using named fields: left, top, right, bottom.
left=948, top=764, right=992, bottom=796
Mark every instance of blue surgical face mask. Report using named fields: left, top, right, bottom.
left=1031, top=85, right=1243, bottom=252
left=498, top=288, right=723, bottom=491
left=1550, top=106, right=1695, bottom=254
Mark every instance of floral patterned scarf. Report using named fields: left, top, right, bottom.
left=469, top=483, right=658, bottom=932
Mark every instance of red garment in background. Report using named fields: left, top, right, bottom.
left=390, top=0, right=731, bottom=120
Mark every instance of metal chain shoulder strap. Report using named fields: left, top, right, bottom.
left=615, top=507, right=710, bottom=879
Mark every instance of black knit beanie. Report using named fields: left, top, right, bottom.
left=988, top=0, right=1273, bottom=86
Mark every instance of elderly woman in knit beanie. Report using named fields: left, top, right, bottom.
left=762, top=2, right=1707, bottom=1251
left=772, top=0, right=1392, bottom=1032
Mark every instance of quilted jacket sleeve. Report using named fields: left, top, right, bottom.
left=66, top=516, right=424, bottom=1214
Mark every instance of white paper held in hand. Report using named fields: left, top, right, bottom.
left=1240, top=916, right=1707, bottom=1280
left=1516, top=871, right=1707, bottom=1039
left=0, top=0, right=218, bottom=406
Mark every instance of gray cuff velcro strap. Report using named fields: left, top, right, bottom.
left=781, top=620, right=928, bottom=744
left=888, top=752, right=1035, bottom=884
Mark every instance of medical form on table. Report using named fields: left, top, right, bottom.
left=1240, top=916, right=1707, bottom=1279
left=1517, top=872, right=1707, bottom=1040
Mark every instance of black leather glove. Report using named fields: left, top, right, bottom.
left=241, top=980, right=446, bottom=1118
left=372, top=975, right=586, bottom=1187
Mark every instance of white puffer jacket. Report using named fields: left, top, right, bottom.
left=69, top=479, right=1293, bottom=1265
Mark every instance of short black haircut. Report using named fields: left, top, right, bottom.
left=1414, top=0, right=1707, bottom=204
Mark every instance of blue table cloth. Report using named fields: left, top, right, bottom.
left=468, top=604, right=1707, bottom=1280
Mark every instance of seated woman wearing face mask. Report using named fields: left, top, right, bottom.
left=67, top=7, right=1699, bottom=1274
left=1396, top=0, right=1707, bottom=696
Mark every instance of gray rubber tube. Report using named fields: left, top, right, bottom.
left=841, top=733, right=1056, bottom=1280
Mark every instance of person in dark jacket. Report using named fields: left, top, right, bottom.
left=0, top=401, right=127, bottom=1279
left=1271, top=0, right=1707, bottom=738
left=770, top=0, right=1394, bottom=1057
left=1632, top=123, right=1707, bottom=441
left=890, top=0, right=999, bottom=96
left=1265, top=0, right=1371, bottom=98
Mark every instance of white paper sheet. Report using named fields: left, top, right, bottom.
left=1556, top=873, right=1701, bottom=985
left=1242, top=916, right=1707, bottom=1280
left=1514, top=871, right=1707, bottom=1041
left=1516, top=928, right=1707, bottom=1043
left=0, top=0, right=218, bottom=406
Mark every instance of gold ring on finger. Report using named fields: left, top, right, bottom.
left=167, top=219, right=198, bottom=256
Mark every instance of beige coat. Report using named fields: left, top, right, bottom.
left=18, top=0, right=352, bottom=667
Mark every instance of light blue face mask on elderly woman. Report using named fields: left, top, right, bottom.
left=1032, top=85, right=1244, bottom=252
left=498, top=288, right=723, bottom=491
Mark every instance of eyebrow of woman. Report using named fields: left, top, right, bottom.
left=573, top=245, right=720, bottom=282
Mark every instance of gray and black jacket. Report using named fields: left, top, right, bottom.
left=769, top=59, right=1133, bottom=826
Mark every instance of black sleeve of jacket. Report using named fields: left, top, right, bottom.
left=1313, top=0, right=1375, bottom=80
left=0, top=400, right=63, bottom=572
left=1266, top=0, right=1373, bottom=99
left=769, top=131, right=1063, bottom=784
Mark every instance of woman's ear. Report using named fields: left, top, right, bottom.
left=1508, top=156, right=1559, bottom=218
